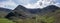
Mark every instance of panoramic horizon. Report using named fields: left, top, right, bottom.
left=0, top=0, right=60, bottom=23
left=0, top=0, right=60, bottom=10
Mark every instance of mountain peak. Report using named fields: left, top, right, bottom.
left=14, top=5, right=26, bottom=10
left=47, top=5, right=59, bottom=8
left=41, top=5, right=60, bottom=13
left=44, top=5, right=59, bottom=9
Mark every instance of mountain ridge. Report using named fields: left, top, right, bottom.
left=0, top=7, right=12, bottom=12
left=5, top=5, right=60, bottom=20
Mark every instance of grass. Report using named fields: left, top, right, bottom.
left=0, top=9, right=60, bottom=23
left=12, top=15, right=55, bottom=23
left=0, top=18, right=15, bottom=23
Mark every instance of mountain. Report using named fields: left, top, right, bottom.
left=5, top=5, right=40, bottom=20
left=0, top=7, right=12, bottom=12
left=27, top=9, right=41, bottom=14
left=0, top=7, right=12, bottom=18
left=5, top=5, right=60, bottom=23
left=14, top=5, right=27, bottom=10
left=5, top=5, right=28, bottom=20
left=14, top=5, right=41, bottom=14
left=40, top=5, right=60, bottom=15
left=14, top=5, right=59, bottom=14
left=42, top=5, right=59, bottom=12
left=5, top=5, right=60, bottom=20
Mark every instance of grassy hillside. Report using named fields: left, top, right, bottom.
left=0, top=11, right=9, bottom=18
left=0, top=18, right=15, bottom=23
left=11, top=9, right=60, bottom=23
left=0, top=8, right=60, bottom=23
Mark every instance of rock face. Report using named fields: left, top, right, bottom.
left=5, top=5, right=60, bottom=20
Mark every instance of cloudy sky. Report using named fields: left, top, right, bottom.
left=0, top=0, right=60, bottom=10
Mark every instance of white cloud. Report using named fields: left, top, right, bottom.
left=0, top=0, right=60, bottom=10
left=0, top=0, right=18, bottom=10
left=54, top=3, right=60, bottom=7
left=24, top=0, right=60, bottom=9
left=13, top=0, right=30, bottom=5
left=24, top=3, right=41, bottom=9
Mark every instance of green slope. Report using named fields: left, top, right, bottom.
left=0, top=18, right=15, bottom=23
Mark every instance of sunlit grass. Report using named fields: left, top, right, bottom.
left=13, top=15, right=55, bottom=23
left=0, top=18, right=15, bottom=23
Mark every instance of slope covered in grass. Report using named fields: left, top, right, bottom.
left=13, top=9, right=60, bottom=23
left=0, top=18, right=15, bottom=23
